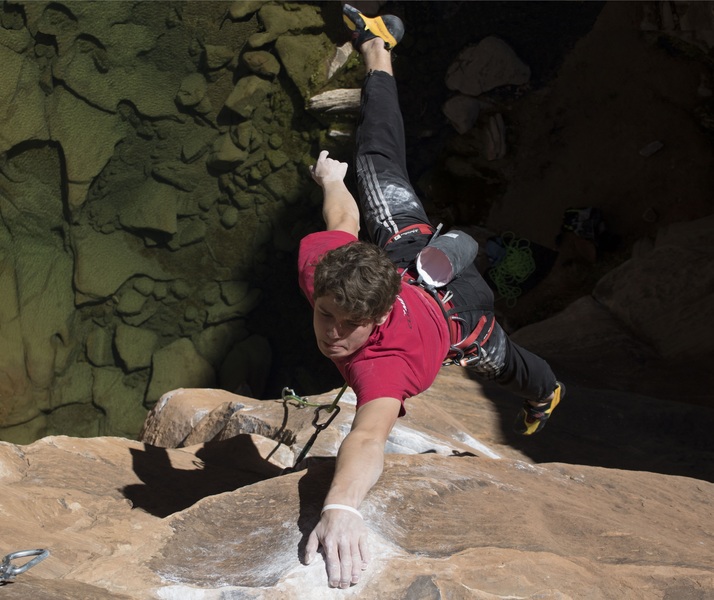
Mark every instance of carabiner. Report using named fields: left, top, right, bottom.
left=0, top=549, right=50, bottom=582
left=312, top=403, right=341, bottom=431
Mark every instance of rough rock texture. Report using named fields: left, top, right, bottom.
left=2, top=2, right=713, bottom=596
left=593, top=216, right=714, bottom=361
left=1, top=0, right=713, bottom=481
left=445, top=36, right=531, bottom=96
left=0, top=375, right=712, bottom=598
left=512, top=215, right=714, bottom=407
left=483, top=0, right=714, bottom=250
left=0, top=0, right=336, bottom=441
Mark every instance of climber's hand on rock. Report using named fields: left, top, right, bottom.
left=304, top=509, right=369, bottom=588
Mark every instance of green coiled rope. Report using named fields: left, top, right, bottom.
left=488, top=232, right=535, bottom=307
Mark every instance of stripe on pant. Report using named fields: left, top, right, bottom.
left=357, top=154, right=399, bottom=236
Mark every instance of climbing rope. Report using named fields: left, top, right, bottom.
left=488, top=232, right=535, bottom=307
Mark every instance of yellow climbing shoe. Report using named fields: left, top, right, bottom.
left=514, top=381, right=565, bottom=435
left=343, top=3, right=405, bottom=51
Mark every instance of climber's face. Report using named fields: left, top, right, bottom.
left=313, top=294, right=387, bottom=359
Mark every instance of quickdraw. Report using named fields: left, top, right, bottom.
left=281, top=387, right=322, bottom=408
left=282, top=383, right=348, bottom=473
left=0, top=549, right=50, bottom=583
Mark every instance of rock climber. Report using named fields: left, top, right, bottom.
left=298, top=4, right=564, bottom=589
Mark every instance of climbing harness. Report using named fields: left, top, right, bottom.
left=0, top=549, right=49, bottom=583
left=402, top=223, right=495, bottom=368
left=407, top=278, right=494, bottom=367
left=487, top=232, right=535, bottom=307
left=281, top=382, right=349, bottom=472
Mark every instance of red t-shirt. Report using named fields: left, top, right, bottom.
left=298, top=230, right=450, bottom=415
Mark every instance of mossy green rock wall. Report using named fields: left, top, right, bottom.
left=0, top=0, right=345, bottom=443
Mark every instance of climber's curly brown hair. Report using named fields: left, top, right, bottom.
left=313, top=241, right=401, bottom=322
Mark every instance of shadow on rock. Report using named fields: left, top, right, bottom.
left=122, top=435, right=284, bottom=517
left=471, top=372, right=714, bottom=483
left=294, top=457, right=337, bottom=567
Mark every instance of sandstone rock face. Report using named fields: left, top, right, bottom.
left=445, top=36, right=531, bottom=97
left=442, top=94, right=482, bottom=135
left=2, top=2, right=712, bottom=596
left=512, top=215, right=714, bottom=407
left=0, top=375, right=712, bottom=598
left=593, top=215, right=714, bottom=360
left=1, top=0, right=713, bottom=490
